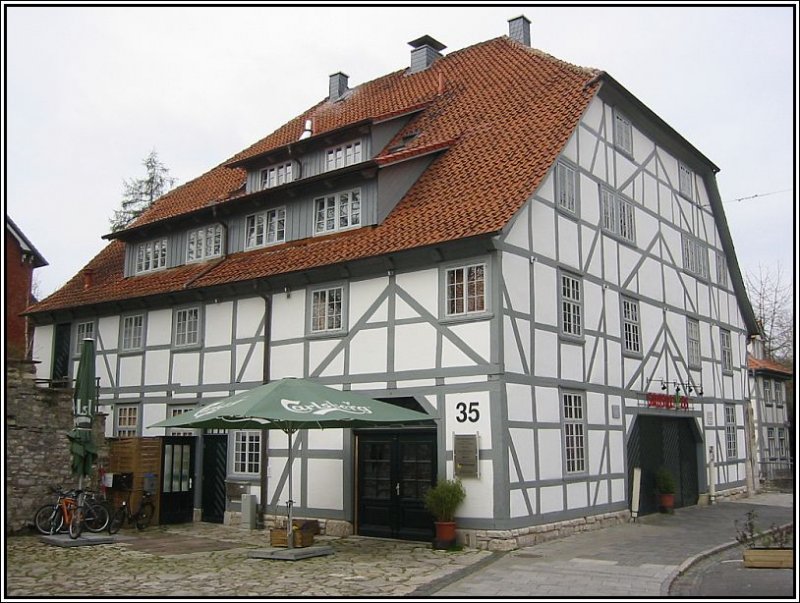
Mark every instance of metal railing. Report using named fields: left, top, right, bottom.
left=758, top=460, right=794, bottom=488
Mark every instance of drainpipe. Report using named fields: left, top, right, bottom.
left=708, top=446, right=716, bottom=504
left=260, top=294, right=272, bottom=526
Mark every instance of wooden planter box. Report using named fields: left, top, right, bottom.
left=743, top=548, right=793, bottom=569
left=269, top=528, right=315, bottom=548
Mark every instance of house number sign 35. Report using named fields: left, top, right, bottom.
left=455, top=401, right=480, bottom=423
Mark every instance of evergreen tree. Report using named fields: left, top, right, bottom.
left=109, top=150, right=176, bottom=232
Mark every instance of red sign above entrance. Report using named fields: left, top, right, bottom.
left=646, top=392, right=690, bottom=411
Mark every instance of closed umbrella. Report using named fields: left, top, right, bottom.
left=151, top=377, right=434, bottom=548
left=71, top=339, right=98, bottom=489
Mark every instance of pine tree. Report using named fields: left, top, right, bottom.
left=109, top=150, right=176, bottom=232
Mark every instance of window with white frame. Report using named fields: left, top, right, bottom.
left=716, top=252, right=728, bottom=288
left=774, top=381, right=784, bottom=407
left=563, top=392, right=586, bottom=473
left=556, top=161, right=578, bottom=214
left=187, top=224, right=223, bottom=262
left=74, top=321, right=95, bottom=354
left=135, top=238, right=168, bottom=274
left=325, top=141, right=362, bottom=171
left=314, top=189, right=361, bottom=234
left=121, top=314, right=145, bottom=351
left=246, top=208, right=286, bottom=249
left=260, top=162, right=293, bottom=189
left=167, top=406, right=197, bottom=437
left=763, top=379, right=773, bottom=405
left=116, top=405, right=139, bottom=437
left=446, top=263, right=486, bottom=316
left=724, top=404, right=737, bottom=459
left=767, top=427, right=776, bottom=459
left=682, top=234, right=709, bottom=279
left=311, top=286, right=344, bottom=333
left=233, top=431, right=261, bottom=474
left=777, top=428, right=787, bottom=459
left=678, top=162, right=694, bottom=199
left=174, top=307, right=200, bottom=347
left=560, top=272, right=583, bottom=337
left=687, top=318, right=702, bottom=369
left=601, top=189, right=636, bottom=243
left=613, top=111, right=633, bottom=155
left=720, top=329, right=733, bottom=372
left=621, top=296, right=641, bottom=354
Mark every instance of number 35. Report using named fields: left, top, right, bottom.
left=455, top=401, right=480, bottom=423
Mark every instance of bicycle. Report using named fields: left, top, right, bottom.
left=33, top=486, right=109, bottom=538
left=108, top=490, right=155, bottom=533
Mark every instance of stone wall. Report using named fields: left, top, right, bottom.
left=5, top=360, right=107, bottom=533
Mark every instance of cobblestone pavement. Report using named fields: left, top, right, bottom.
left=5, top=523, right=492, bottom=598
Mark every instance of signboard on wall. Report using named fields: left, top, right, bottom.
left=453, top=433, right=479, bottom=478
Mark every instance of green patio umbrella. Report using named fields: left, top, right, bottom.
left=151, top=377, right=435, bottom=548
left=71, top=339, right=98, bottom=487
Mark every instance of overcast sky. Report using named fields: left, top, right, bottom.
left=5, top=4, right=796, bottom=299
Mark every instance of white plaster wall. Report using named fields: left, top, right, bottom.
left=503, top=316, right=530, bottom=374
left=145, top=349, right=170, bottom=385
left=588, top=430, right=606, bottom=474
left=584, top=281, right=603, bottom=332
left=395, top=268, right=437, bottom=317
left=349, top=328, right=388, bottom=375
left=458, top=464, right=493, bottom=519
left=118, top=355, right=143, bottom=387
left=534, top=330, right=558, bottom=378
left=567, top=481, right=587, bottom=510
left=531, top=200, right=555, bottom=257
left=503, top=252, right=530, bottom=313
left=446, top=390, right=491, bottom=448
left=504, top=205, right=530, bottom=250
left=580, top=175, right=600, bottom=226
left=602, top=240, right=619, bottom=287
left=537, top=430, right=562, bottom=480
left=306, top=459, right=343, bottom=510
left=591, top=480, right=609, bottom=505
left=307, top=428, right=343, bottom=450
left=350, top=277, right=389, bottom=325
left=562, top=129, right=578, bottom=164
left=236, top=342, right=264, bottom=382
left=147, top=309, right=172, bottom=346
left=236, top=297, right=266, bottom=340
left=533, top=263, right=557, bottom=326
left=611, top=478, right=625, bottom=502
left=204, top=301, right=233, bottom=348
left=506, top=383, right=533, bottom=422
left=32, top=324, right=53, bottom=380
left=394, top=323, right=436, bottom=372
left=557, top=216, right=580, bottom=271
left=99, top=354, right=116, bottom=389
left=309, top=339, right=343, bottom=377
left=586, top=391, right=605, bottom=425
left=535, top=386, right=560, bottom=423
left=560, top=343, right=583, bottom=382
left=141, top=404, right=164, bottom=436
left=98, top=316, right=119, bottom=351
left=510, top=489, right=528, bottom=518
left=509, top=428, right=536, bottom=482
left=172, top=352, right=200, bottom=387
left=446, top=321, right=490, bottom=366
left=203, top=350, right=231, bottom=384
left=271, top=290, right=305, bottom=341
left=270, top=343, right=303, bottom=380
left=580, top=97, right=604, bottom=133
left=539, top=485, right=563, bottom=514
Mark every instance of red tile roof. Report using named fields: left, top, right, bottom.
left=747, top=355, right=793, bottom=376
left=28, top=37, right=600, bottom=315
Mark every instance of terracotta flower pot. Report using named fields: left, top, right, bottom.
left=433, top=521, right=457, bottom=549
left=658, top=493, right=675, bottom=513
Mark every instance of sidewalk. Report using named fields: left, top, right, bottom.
left=4, top=492, right=792, bottom=599
left=430, top=492, right=794, bottom=597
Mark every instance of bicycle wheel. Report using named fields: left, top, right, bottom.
left=34, top=504, right=62, bottom=535
left=69, top=506, right=84, bottom=540
left=83, top=502, right=110, bottom=532
left=135, top=502, right=155, bottom=530
left=108, top=508, right=125, bottom=534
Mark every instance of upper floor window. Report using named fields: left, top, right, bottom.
left=74, top=321, right=95, bottom=354
left=621, top=296, right=641, bottom=355
left=315, top=189, right=360, bottom=234
left=135, top=238, right=168, bottom=274
left=560, top=272, right=583, bottom=338
left=763, top=379, right=773, bottom=405
left=121, top=314, right=145, bottom=351
left=601, top=189, right=636, bottom=243
left=116, top=404, right=139, bottom=438
left=716, top=252, right=728, bottom=288
left=260, top=162, right=293, bottom=189
left=777, top=428, right=788, bottom=460
left=174, top=306, right=201, bottom=347
left=446, top=263, right=486, bottom=317
left=187, top=224, right=223, bottom=263
left=720, top=329, right=733, bottom=373
left=310, top=286, right=344, bottom=333
left=724, top=404, right=737, bottom=459
left=682, top=234, right=709, bottom=279
left=613, top=111, right=633, bottom=156
left=774, top=381, right=784, bottom=407
left=767, top=427, right=776, bottom=459
left=233, top=431, right=261, bottom=474
left=556, top=161, right=578, bottom=214
left=563, top=391, right=586, bottom=474
left=326, top=141, right=362, bottom=171
left=687, top=318, right=701, bottom=369
left=167, top=405, right=197, bottom=437
left=678, top=162, right=694, bottom=199
left=246, top=208, right=286, bottom=249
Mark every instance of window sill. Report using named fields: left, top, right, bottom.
left=622, top=350, right=643, bottom=360
left=602, top=230, right=637, bottom=249
left=558, top=333, right=585, bottom=345
left=307, top=329, right=348, bottom=340
left=440, top=311, right=493, bottom=326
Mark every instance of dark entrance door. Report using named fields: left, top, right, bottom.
left=160, top=437, right=195, bottom=524
left=201, top=434, right=227, bottom=523
left=627, top=415, right=699, bottom=514
left=357, top=430, right=436, bottom=541
left=51, top=323, right=71, bottom=386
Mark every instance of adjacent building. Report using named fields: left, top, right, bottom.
left=27, top=17, right=760, bottom=549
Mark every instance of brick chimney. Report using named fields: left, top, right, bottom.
left=508, top=15, right=531, bottom=47
left=408, top=35, right=446, bottom=74
left=329, top=72, right=349, bottom=102
left=83, top=268, right=94, bottom=290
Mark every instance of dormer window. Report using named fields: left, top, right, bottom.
left=246, top=208, right=286, bottom=249
left=315, top=189, right=361, bottom=234
left=135, top=238, right=168, bottom=274
left=187, top=224, right=223, bottom=263
left=325, top=141, right=362, bottom=171
left=261, top=162, right=293, bottom=190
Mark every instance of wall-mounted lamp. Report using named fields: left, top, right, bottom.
left=284, top=286, right=291, bottom=298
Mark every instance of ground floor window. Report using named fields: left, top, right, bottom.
left=233, top=431, right=261, bottom=475
left=116, top=404, right=139, bottom=437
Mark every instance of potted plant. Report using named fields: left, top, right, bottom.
left=424, top=478, right=466, bottom=549
left=735, top=510, right=793, bottom=568
left=654, top=467, right=676, bottom=513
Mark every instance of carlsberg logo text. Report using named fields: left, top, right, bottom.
left=281, top=399, right=372, bottom=416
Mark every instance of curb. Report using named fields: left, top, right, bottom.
left=409, top=549, right=506, bottom=596
left=659, top=521, right=794, bottom=596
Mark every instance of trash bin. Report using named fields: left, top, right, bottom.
left=241, top=494, right=257, bottom=530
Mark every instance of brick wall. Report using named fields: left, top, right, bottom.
left=5, top=230, right=34, bottom=359
left=5, top=360, right=108, bottom=533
